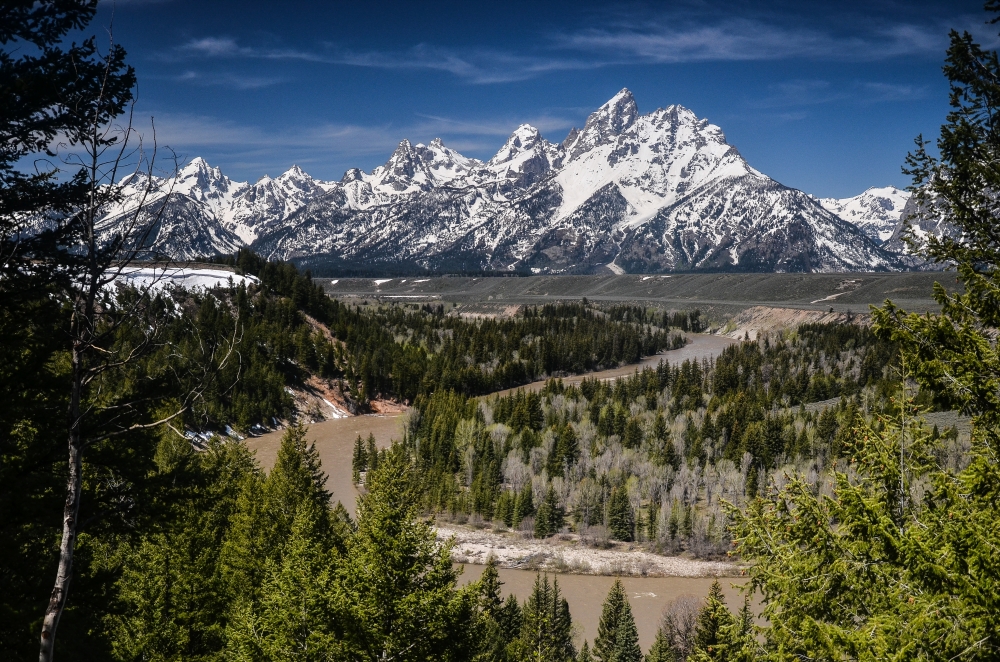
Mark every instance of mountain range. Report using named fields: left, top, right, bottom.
left=104, top=89, right=924, bottom=274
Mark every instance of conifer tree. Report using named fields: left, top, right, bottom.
left=476, top=556, right=515, bottom=662
left=511, top=574, right=574, bottom=662
left=578, top=640, right=594, bottom=662
left=338, top=444, right=476, bottom=661
left=225, top=500, right=342, bottom=662
left=590, top=578, right=643, bottom=662
left=607, top=488, right=634, bottom=542
left=728, top=7, right=1000, bottom=659
left=365, top=433, right=378, bottom=472
left=535, top=492, right=553, bottom=539
left=690, top=582, right=733, bottom=657
left=594, top=578, right=627, bottom=662
left=644, top=628, right=677, bottom=662
left=534, top=485, right=563, bottom=539
left=352, top=434, right=366, bottom=483
left=513, top=482, right=534, bottom=527
left=612, top=605, right=642, bottom=662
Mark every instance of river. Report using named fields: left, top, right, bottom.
left=459, top=565, right=749, bottom=651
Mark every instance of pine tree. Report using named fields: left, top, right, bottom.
left=607, top=487, right=634, bottom=542
left=225, top=500, right=342, bottom=661
left=644, top=628, right=678, bottom=662
left=612, top=605, right=642, bottom=662
left=476, top=556, right=512, bottom=662
left=728, top=8, right=1000, bottom=659
left=513, top=482, right=534, bottom=528
left=365, top=433, right=378, bottom=472
left=585, top=574, right=645, bottom=662
left=338, top=444, right=477, bottom=661
left=691, top=582, right=733, bottom=657
left=511, top=574, right=575, bottom=662
left=578, top=640, right=594, bottom=662
left=352, top=434, right=366, bottom=483
left=594, top=578, right=627, bottom=662
left=534, top=490, right=553, bottom=539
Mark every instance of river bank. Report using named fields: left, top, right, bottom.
left=439, top=524, right=739, bottom=578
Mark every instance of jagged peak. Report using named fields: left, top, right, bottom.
left=488, top=124, right=548, bottom=166
left=561, top=127, right=580, bottom=150
left=587, top=88, right=638, bottom=133
left=276, top=164, right=315, bottom=184
left=563, top=89, right=639, bottom=160
left=341, top=167, right=364, bottom=183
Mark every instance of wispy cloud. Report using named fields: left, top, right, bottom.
left=176, top=36, right=326, bottom=62
left=558, top=18, right=944, bottom=63
left=174, top=70, right=284, bottom=89
left=751, top=80, right=848, bottom=109
left=333, top=44, right=594, bottom=84
left=166, top=12, right=953, bottom=84
left=858, top=82, right=928, bottom=103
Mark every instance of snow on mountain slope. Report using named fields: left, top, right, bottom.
left=103, top=88, right=910, bottom=273
left=819, top=186, right=910, bottom=244
left=222, top=165, right=335, bottom=244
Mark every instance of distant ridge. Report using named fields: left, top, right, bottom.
left=104, top=89, right=928, bottom=274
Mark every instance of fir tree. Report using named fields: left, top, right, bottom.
left=728, top=9, right=1000, bottom=658
left=511, top=574, right=575, bottom=662
left=225, top=500, right=342, bottom=662
left=338, top=444, right=477, bottom=661
left=691, top=582, right=733, bottom=658
left=607, top=487, right=634, bottom=542
left=644, top=628, right=678, bottom=662
left=594, top=578, right=628, bottom=662
left=534, top=491, right=553, bottom=539
left=352, top=434, right=366, bottom=483
left=513, top=482, right=534, bottom=528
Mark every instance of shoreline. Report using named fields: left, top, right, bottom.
left=436, top=524, right=742, bottom=578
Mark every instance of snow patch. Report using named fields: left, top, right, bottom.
left=114, top=267, right=258, bottom=294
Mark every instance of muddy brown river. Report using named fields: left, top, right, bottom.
left=459, top=566, right=750, bottom=650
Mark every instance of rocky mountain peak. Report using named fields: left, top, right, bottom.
left=341, top=167, right=364, bottom=183
left=489, top=124, right=546, bottom=166
left=565, top=88, right=639, bottom=160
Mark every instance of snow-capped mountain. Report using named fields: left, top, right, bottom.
left=104, top=89, right=908, bottom=272
left=819, top=186, right=910, bottom=244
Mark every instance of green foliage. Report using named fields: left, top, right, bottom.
left=0, top=0, right=135, bottom=291
left=594, top=579, right=640, bottom=662
left=727, top=10, right=1000, bottom=661
left=607, top=488, right=634, bottom=543
left=475, top=556, right=521, bottom=662
left=225, top=500, right=342, bottom=662
left=509, top=575, right=575, bottom=662
left=338, top=445, right=477, bottom=661
left=534, top=487, right=564, bottom=539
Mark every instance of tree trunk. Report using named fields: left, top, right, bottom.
left=39, top=350, right=84, bottom=662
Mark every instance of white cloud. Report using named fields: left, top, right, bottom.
left=557, top=18, right=945, bottom=63
left=174, top=70, right=284, bottom=89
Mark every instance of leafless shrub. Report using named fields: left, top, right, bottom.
left=656, top=594, right=703, bottom=660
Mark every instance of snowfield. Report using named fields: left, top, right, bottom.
left=114, top=267, right=258, bottom=293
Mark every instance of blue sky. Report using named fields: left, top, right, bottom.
left=96, top=0, right=991, bottom=198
